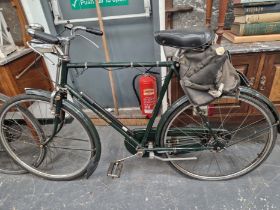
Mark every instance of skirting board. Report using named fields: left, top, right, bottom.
left=91, top=118, right=149, bottom=126
left=223, top=31, right=280, bottom=43
left=85, top=109, right=150, bottom=126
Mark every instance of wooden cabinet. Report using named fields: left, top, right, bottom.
left=170, top=51, right=280, bottom=112
left=270, top=65, right=280, bottom=105
left=0, top=51, right=53, bottom=96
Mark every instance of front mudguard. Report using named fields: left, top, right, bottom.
left=25, top=88, right=52, bottom=98
left=25, top=88, right=101, bottom=178
left=155, top=86, right=280, bottom=146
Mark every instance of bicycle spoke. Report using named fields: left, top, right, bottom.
left=0, top=96, right=98, bottom=180
left=47, top=145, right=95, bottom=152
left=161, top=94, right=276, bottom=180
left=227, top=124, right=275, bottom=147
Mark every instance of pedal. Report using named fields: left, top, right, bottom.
left=107, top=161, right=123, bottom=178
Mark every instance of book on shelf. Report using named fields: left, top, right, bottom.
left=223, top=31, right=280, bottom=43
left=231, top=22, right=280, bottom=36
left=234, top=13, right=280, bottom=23
left=234, top=3, right=280, bottom=15
left=234, top=0, right=280, bottom=7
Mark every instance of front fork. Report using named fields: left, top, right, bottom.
left=42, top=89, right=66, bottom=146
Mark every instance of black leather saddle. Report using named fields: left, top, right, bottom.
left=154, top=27, right=215, bottom=49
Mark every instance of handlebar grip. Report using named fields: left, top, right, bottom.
left=28, top=29, right=60, bottom=44
left=85, top=28, right=103, bottom=36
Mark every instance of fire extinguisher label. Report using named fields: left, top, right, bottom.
left=144, top=109, right=153, bottom=114
left=143, top=89, right=155, bottom=96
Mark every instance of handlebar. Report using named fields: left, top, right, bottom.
left=27, top=29, right=60, bottom=44
left=69, top=26, right=103, bottom=36
left=27, top=24, right=103, bottom=60
left=86, top=28, right=103, bottom=36
left=27, top=24, right=103, bottom=45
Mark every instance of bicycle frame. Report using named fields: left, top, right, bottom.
left=57, top=60, right=182, bottom=152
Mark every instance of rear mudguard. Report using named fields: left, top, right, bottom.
left=155, top=95, right=189, bottom=146
left=240, top=87, right=280, bottom=133
left=25, top=88, right=101, bottom=178
left=155, top=86, right=280, bottom=146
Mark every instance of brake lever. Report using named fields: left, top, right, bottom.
left=76, top=34, right=99, bottom=49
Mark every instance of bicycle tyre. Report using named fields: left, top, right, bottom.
left=0, top=94, right=101, bottom=180
left=160, top=92, right=277, bottom=180
left=0, top=93, right=27, bottom=175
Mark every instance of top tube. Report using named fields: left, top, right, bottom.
left=66, top=61, right=175, bottom=69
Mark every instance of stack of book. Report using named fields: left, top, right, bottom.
left=224, top=0, right=280, bottom=43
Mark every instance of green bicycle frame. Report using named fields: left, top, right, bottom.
left=60, top=60, right=181, bottom=151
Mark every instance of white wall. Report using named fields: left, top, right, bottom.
left=159, top=0, right=167, bottom=112
left=21, top=0, right=57, bottom=82
left=20, top=0, right=169, bottom=111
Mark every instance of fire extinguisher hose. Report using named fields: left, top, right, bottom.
left=132, top=74, right=142, bottom=106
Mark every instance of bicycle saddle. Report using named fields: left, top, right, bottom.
left=154, top=27, right=215, bottom=49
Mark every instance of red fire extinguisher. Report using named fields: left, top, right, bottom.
left=138, top=74, right=157, bottom=118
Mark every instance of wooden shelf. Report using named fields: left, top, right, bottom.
left=223, top=31, right=280, bottom=43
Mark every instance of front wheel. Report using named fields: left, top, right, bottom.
left=0, top=93, right=26, bottom=175
left=160, top=93, right=277, bottom=180
left=0, top=94, right=101, bottom=180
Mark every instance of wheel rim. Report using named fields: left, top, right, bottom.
left=162, top=95, right=275, bottom=180
left=0, top=98, right=94, bottom=179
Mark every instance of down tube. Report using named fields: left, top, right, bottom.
left=65, top=84, right=142, bottom=147
left=141, top=66, right=175, bottom=146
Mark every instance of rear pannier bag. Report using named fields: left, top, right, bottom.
left=179, top=45, right=240, bottom=106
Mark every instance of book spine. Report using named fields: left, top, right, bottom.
left=239, top=0, right=278, bottom=3
left=244, top=4, right=280, bottom=14
left=241, top=2, right=277, bottom=6
left=245, top=13, right=280, bottom=23
left=233, top=0, right=241, bottom=3
left=243, top=22, right=280, bottom=35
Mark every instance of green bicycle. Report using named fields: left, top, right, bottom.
left=0, top=24, right=279, bottom=181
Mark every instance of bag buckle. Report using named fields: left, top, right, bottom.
left=208, top=83, right=224, bottom=98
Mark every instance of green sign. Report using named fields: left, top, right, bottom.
left=71, top=0, right=129, bottom=10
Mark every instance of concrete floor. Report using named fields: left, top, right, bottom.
left=0, top=126, right=279, bottom=210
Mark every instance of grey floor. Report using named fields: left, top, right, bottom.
left=0, top=126, right=280, bottom=210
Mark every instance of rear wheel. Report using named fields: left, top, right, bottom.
left=0, top=94, right=100, bottom=180
left=160, top=93, right=277, bottom=180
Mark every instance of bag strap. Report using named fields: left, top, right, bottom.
left=182, top=79, right=214, bottom=91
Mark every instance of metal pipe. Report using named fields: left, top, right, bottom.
left=67, top=61, right=174, bottom=69
left=51, top=0, right=151, bottom=25
left=54, top=13, right=150, bottom=25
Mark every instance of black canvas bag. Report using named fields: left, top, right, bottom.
left=179, top=45, right=240, bottom=106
